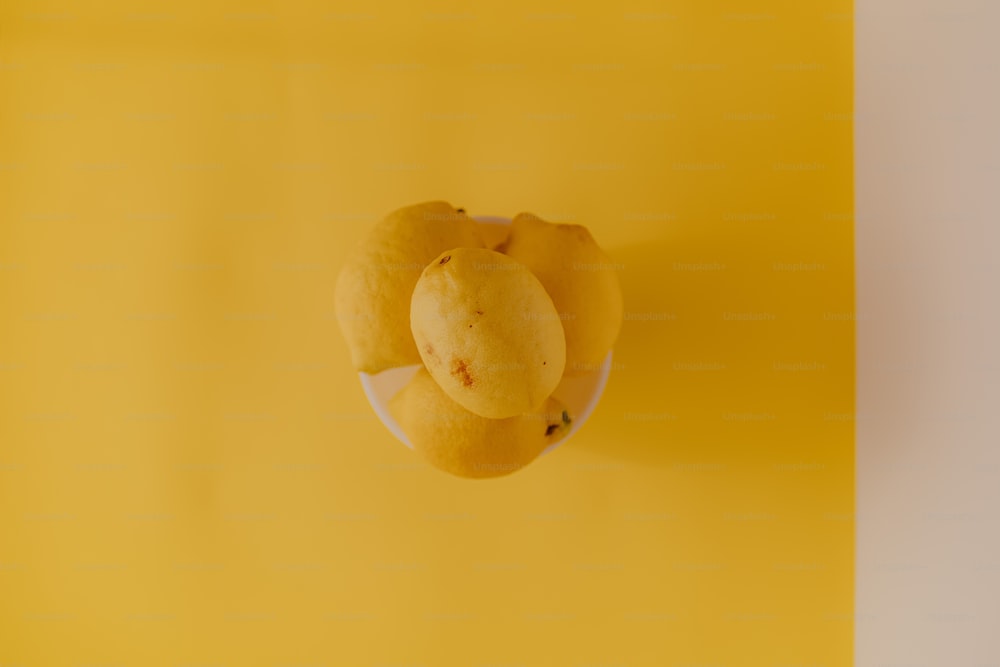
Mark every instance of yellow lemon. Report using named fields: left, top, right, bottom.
left=390, top=368, right=572, bottom=478
left=503, top=213, right=623, bottom=374
left=410, top=247, right=566, bottom=419
left=334, top=202, right=484, bottom=373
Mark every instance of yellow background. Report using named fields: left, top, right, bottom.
left=0, top=1, right=854, bottom=665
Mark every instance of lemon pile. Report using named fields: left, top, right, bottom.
left=335, top=202, right=622, bottom=478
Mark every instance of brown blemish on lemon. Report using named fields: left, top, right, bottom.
left=545, top=410, right=571, bottom=437
left=450, top=358, right=474, bottom=388
left=439, top=255, right=451, bottom=265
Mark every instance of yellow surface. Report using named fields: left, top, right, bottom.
left=0, top=2, right=854, bottom=665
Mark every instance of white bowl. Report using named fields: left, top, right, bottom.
left=358, top=216, right=613, bottom=455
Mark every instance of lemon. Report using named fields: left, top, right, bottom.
left=334, top=202, right=484, bottom=373
left=390, top=368, right=572, bottom=478
left=503, top=213, right=623, bottom=374
left=410, top=247, right=566, bottom=419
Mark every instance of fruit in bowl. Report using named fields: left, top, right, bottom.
left=389, top=368, right=572, bottom=479
left=504, top=213, right=624, bottom=374
left=334, top=202, right=484, bottom=374
left=411, top=247, right=566, bottom=419
left=334, top=201, right=621, bottom=478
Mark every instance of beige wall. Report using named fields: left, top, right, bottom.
left=856, top=0, right=1000, bottom=663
